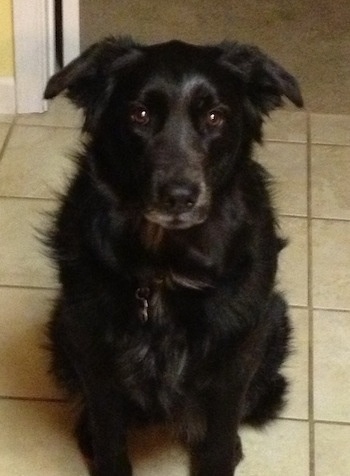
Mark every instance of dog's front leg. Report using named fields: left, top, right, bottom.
left=190, top=383, right=244, bottom=476
left=77, top=369, right=132, bottom=476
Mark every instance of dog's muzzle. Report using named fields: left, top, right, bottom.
left=145, top=180, right=210, bottom=229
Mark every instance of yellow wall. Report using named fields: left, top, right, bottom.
left=0, top=0, right=14, bottom=76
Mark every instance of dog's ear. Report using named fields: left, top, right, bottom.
left=219, top=42, right=303, bottom=114
left=44, top=36, right=141, bottom=131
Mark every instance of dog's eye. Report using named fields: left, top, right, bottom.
left=206, top=110, right=225, bottom=127
left=130, top=106, right=150, bottom=126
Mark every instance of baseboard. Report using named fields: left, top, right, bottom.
left=0, top=76, right=16, bottom=114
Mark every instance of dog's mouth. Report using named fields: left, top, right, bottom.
left=144, top=208, right=208, bottom=230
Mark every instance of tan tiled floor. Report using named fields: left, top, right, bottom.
left=0, top=101, right=349, bottom=475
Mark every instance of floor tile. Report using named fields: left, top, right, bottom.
left=315, top=423, right=350, bottom=476
left=278, top=217, right=308, bottom=307
left=263, top=110, right=307, bottom=143
left=0, top=114, right=14, bottom=124
left=312, top=219, right=350, bottom=310
left=311, top=114, right=350, bottom=145
left=256, top=142, right=307, bottom=216
left=0, top=287, right=61, bottom=399
left=238, top=420, right=309, bottom=475
left=0, top=400, right=87, bottom=475
left=0, top=125, right=79, bottom=199
left=0, top=402, right=310, bottom=476
left=282, top=307, right=309, bottom=421
left=0, top=123, right=11, bottom=150
left=17, top=97, right=83, bottom=129
left=311, top=145, right=350, bottom=220
left=93, top=420, right=310, bottom=476
left=314, top=309, right=350, bottom=422
left=0, top=198, right=58, bottom=288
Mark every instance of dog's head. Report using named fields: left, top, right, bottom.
left=45, top=37, right=303, bottom=230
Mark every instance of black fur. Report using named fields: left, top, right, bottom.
left=44, top=37, right=302, bottom=476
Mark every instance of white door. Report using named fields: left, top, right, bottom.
left=13, top=0, right=80, bottom=113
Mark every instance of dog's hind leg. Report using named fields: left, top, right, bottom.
left=75, top=408, right=94, bottom=471
left=243, top=293, right=292, bottom=426
left=190, top=425, right=243, bottom=476
left=189, top=376, right=247, bottom=476
left=70, top=358, right=132, bottom=476
left=85, top=392, right=131, bottom=476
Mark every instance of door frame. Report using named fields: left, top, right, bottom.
left=13, top=0, right=80, bottom=113
left=62, top=0, right=80, bottom=65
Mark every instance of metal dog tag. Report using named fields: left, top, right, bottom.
left=135, top=287, right=150, bottom=323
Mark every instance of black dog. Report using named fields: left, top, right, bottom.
left=44, top=37, right=303, bottom=476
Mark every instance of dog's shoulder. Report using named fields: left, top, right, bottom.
left=49, top=160, right=125, bottom=266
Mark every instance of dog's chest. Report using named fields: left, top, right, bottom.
left=115, top=286, right=194, bottom=414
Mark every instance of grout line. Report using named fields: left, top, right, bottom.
left=264, top=139, right=307, bottom=145
left=0, top=121, right=16, bottom=164
left=11, top=120, right=80, bottom=131
left=0, top=195, right=58, bottom=203
left=289, top=304, right=309, bottom=310
left=0, top=395, right=66, bottom=403
left=0, top=284, right=58, bottom=291
left=306, top=111, right=315, bottom=476
left=311, top=216, right=350, bottom=224
left=277, top=416, right=309, bottom=423
left=313, top=306, right=350, bottom=313
left=310, top=141, right=350, bottom=148
left=314, top=419, right=350, bottom=427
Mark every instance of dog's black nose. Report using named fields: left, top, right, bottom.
left=159, top=181, right=199, bottom=214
